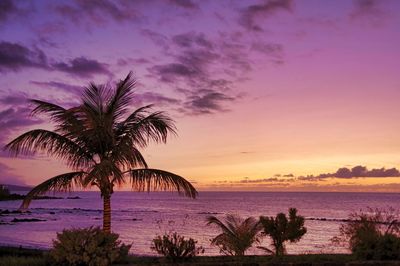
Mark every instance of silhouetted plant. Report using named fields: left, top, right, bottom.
left=4, top=72, right=197, bottom=233
left=151, top=232, right=204, bottom=261
left=332, top=207, right=400, bottom=260
left=0, top=185, right=10, bottom=197
left=206, top=214, right=262, bottom=256
left=50, top=227, right=131, bottom=266
left=259, top=208, right=307, bottom=256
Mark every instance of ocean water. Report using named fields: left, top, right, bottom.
left=0, top=191, right=399, bottom=255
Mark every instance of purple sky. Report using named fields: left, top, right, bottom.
left=1, top=0, right=400, bottom=191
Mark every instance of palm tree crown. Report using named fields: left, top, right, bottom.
left=206, top=214, right=261, bottom=256
left=4, top=72, right=197, bottom=233
left=259, top=208, right=307, bottom=256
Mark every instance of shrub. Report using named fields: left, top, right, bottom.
left=50, top=227, right=131, bottom=266
left=259, top=208, right=307, bottom=256
left=206, top=215, right=261, bottom=256
left=151, top=232, right=204, bottom=261
left=333, top=207, right=400, bottom=260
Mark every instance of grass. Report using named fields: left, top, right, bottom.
left=0, top=247, right=48, bottom=266
left=2, top=246, right=400, bottom=266
left=117, top=254, right=360, bottom=265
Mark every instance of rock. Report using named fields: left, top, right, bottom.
left=11, top=218, right=46, bottom=223
left=67, top=196, right=81, bottom=199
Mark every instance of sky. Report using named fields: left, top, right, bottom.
left=0, top=0, right=400, bottom=192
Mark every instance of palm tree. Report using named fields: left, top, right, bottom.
left=259, top=208, right=307, bottom=256
left=206, top=214, right=261, bottom=256
left=4, top=72, right=197, bottom=233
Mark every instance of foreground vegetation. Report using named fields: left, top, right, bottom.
left=0, top=246, right=372, bottom=266
left=2, top=246, right=400, bottom=266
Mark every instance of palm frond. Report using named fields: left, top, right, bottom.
left=82, top=83, right=106, bottom=114
left=4, top=129, right=94, bottom=169
left=83, top=159, right=123, bottom=191
left=117, top=111, right=177, bottom=148
left=207, top=215, right=236, bottom=237
left=206, top=214, right=261, bottom=256
left=20, top=171, right=86, bottom=210
left=30, top=99, right=66, bottom=118
left=106, top=72, right=135, bottom=122
left=30, top=100, right=83, bottom=134
left=127, top=169, right=197, bottom=198
left=110, top=141, right=148, bottom=170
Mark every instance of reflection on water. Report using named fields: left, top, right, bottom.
left=0, top=191, right=399, bottom=255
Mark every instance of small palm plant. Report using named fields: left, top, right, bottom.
left=259, top=208, right=307, bottom=256
left=4, top=72, right=197, bottom=233
left=206, top=214, right=261, bottom=256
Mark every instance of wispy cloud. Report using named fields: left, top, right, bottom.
left=181, top=90, right=235, bottom=115
left=349, top=0, right=387, bottom=25
left=225, top=165, right=400, bottom=185
left=134, top=91, right=180, bottom=107
left=51, top=57, right=111, bottom=78
left=0, top=161, right=26, bottom=185
left=30, top=80, right=83, bottom=96
left=0, top=105, right=42, bottom=151
left=55, top=0, right=141, bottom=26
left=145, top=30, right=259, bottom=115
left=237, top=176, right=296, bottom=183
left=168, top=0, right=199, bottom=10
left=0, top=41, right=111, bottom=78
left=0, top=0, right=18, bottom=23
left=239, top=0, right=293, bottom=31
left=298, top=165, right=400, bottom=181
left=0, top=41, right=48, bottom=72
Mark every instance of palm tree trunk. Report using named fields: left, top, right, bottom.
left=103, top=194, right=111, bottom=233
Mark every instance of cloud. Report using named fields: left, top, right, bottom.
left=239, top=0, right=293, bottom=31
left=168, top=0, right=198, bottom=9
left=237, top=177, right=295, bottom=184
left=147, top=31, right=243, bottom=115
left=117, top=57, right=151, bottom=67
left=172, top=32, right=213, bottom=49
left=0, top=107, right=40, bottom=131
left=134, top=91, right=180, bottom=106
left=0, top=106, right=43, bottom=152
left=141, top=29, right=170, bottom=51
left=251, top=42, right=284, bottom=63
left=0, top=161, right=26, bottom=186
left=182, top=90, right=235, bottom=115
left=298, top=165, right=400, bottom=181
left=350, top=0, right=386, bottom=25
left=150, top=63, right=199, bottom=82
left=0, top=92, right=30, bottom=105
left=0, top=0, right=18, bottom=23
left=222, top=165, right=400, bottom=186
left=0, top=41, right=111, bottom=78
left=55, top=0, right=140, bottom=26
left=51, top=57, right=111, bottom=78
left=30, top=81, right=83, bottom=96
left=0, top=41, right=48, bottom=72
left=145, top=28, right=283, bottom=115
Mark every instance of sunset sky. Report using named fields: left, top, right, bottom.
left=1, top=0, right=400, bottom=192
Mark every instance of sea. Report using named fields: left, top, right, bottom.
left=0, top=191, right=399, bottom=256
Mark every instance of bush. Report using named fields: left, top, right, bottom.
left=333, top=207, right=400, bottom=260
left=259, top=208, right=307, bottom=256
left=50, top=227, right=131, bottom=266
left=151, top=232, right=204, bottom=261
